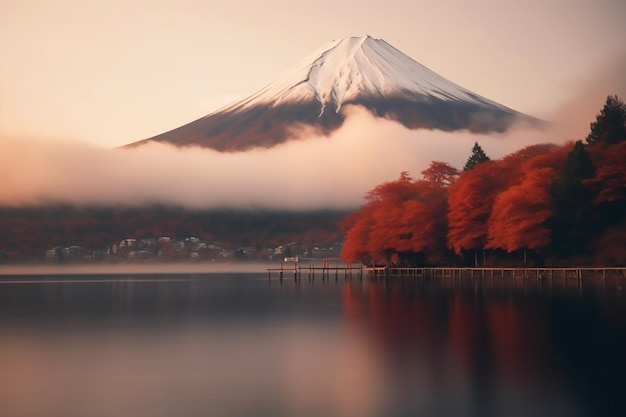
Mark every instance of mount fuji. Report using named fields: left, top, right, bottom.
left=128, top=36, right=541, bottom=151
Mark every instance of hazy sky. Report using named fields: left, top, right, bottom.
left=0, top=0, right=625, bottom=209
left=2, top=0, right=625, bottom=147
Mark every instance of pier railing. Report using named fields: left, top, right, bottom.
left=268, top=263, right=626, bottom=285
left=267, top=258, right=362, bottom=281
left=366, top=267, right=626, bottom=289
left=367, top=266, right=625, bottom=279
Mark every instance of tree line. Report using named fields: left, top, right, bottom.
left=0, top=206, right=346, bottom=261
left=340, top=95, right=626, bottom=267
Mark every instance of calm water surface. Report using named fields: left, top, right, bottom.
left=1, top=270, right=625, bottom=417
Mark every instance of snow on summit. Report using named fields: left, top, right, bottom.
left=129, top=36, right=541, bottom=152
left=237, top=35, right=513, bottom=115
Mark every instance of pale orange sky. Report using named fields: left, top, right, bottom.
left=1, top=0, right=625, bottom=148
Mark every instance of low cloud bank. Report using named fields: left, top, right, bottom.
left=0, top=114, right=545, bottom=209
left=2, top=57, right=623, bottom=210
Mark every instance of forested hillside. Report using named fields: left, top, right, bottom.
left=0, top=206, right=347, bottom=261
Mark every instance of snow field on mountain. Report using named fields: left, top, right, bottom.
left=235, top=36, right=514, bottom=114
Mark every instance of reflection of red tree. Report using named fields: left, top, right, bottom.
left=343, top=282, right=551, bottom=384
left=448, top=295, right=481, bottom=364
left=486, top=301, right=548, bottom=380
left=447, top=295, right=550, bottom=382
left=342, top=282, right=440, bottom=356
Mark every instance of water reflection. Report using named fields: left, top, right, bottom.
left=341, top=278, right=626, bottom=417
left=0, top=274, right=625, bottom=417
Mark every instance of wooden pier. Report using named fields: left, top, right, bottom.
left=365, top=266, right=626, bottom=290
left=268, top=263, right=626, bottom=288
left=267, top=258, right=363, bottom=281
left=366, top=266, right=625, bottom=279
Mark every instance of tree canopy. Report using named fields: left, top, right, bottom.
left=487, top=147, right=568, bottom=255
left=340, top=163, right=457, bottom=266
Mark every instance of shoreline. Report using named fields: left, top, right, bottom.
left=0, top=261, right=275, bottom=276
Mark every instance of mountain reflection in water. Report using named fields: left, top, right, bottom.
left=0, top=272, right=625, bottom=417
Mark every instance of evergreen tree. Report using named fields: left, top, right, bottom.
left=585, top=95, right=626, bottom=145
left=463, top=142, right=490, bottom=171
left=549, top=141, right=596, bottom=258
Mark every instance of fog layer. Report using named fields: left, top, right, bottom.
left=2, top=58, right=624, bottom=210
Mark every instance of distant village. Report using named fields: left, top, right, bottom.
left=44, top=236, right=341, bottom=264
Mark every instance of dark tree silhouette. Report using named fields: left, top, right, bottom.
left=586, top=139, right=626, bottom=264
left=549, top=141, right=596, bottom=257
left=585, top=95, right=626, bottom=145
left=463, top=142, right=490, bottom=171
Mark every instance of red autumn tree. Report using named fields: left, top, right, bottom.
left=362, top=172, right=433, bottom=265
left=340, top=202, right=378, bottom=265
left=486, top=145, right=569, bottom=260
left=340, top=172, right=416, bottom=265
left=421, top=161, right=459, bottom=188
left=419, top=161, right=458, bottom=263
left=340, top=163, right=457, bottom=266
left=366, top=180, right=441, bottom=265
left=447, top=144, right=559, bottom=265
left=447, top=160, right=502, bottom=264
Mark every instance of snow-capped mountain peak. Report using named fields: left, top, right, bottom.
left=128, top=36, right=540, bottom=152
left=235, top=35, right=511, bottom=115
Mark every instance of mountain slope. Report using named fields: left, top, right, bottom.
left=129, top=36, right=540, bottom=151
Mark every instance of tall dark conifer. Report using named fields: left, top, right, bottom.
left=463, top=142, right=490, bottom=171
left=585, top=95, right=626, bottom=145
left=549, top=141, right=596, bottom=258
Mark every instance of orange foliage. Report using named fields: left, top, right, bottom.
left=447, top=160, right=502, bottom=254
left=486, top=146, right=569, bottom=252
left=366, top=181, right=439, bottom=260
left=340, top=203, right=378, bottom=265
left=342, top=137, right=623, bottom=265
left=341, top=163, right=456, bottom=266
left=421, top=161, right=459, bottom=188
left=447, top=144, right=561, bottom=254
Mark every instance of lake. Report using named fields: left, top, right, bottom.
left=1, top=266, right=625, bottom=417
